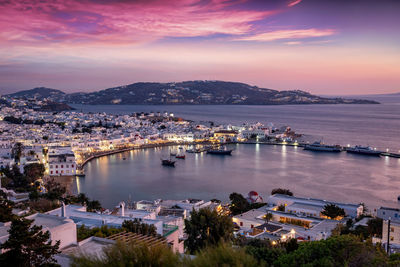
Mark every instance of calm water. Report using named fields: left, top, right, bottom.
left=70, top=104, right=400, bottom=209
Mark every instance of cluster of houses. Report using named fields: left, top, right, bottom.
left=0, top=97, right=301, bottom=178
left=0, top=197, right=221, bottom=266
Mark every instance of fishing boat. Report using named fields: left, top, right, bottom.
left=161, top=158, right=176, bottom=166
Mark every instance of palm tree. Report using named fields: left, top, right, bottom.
left=263, top=212, right=273, bottom=225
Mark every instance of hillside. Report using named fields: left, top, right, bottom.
left=6, top=81, right=379, bottom=105
left=7, top=87, right=66, bottom=101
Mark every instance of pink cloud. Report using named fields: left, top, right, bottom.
left=0, top=0, right=275, bottom=45
left=288, top=0, right=302, bottom=7
left=236, top=28, right=336, bottom=42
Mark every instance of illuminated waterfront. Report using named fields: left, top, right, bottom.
left=73, top=144, right=400, bottom=209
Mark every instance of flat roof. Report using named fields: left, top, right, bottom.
left=379, top=207, right=400, bottom=212
left=27, top=213, right=73, bottom=228
left=62, top=236, right=115, bottom=257
left=269, top=194, right=360, bottom=208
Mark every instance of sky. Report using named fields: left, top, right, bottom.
left=0, top=0, right=399, bottom=95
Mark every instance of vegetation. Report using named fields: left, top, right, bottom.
left=11, top=142, right=24, bottom=163
left=0, top=191, right=15, bottom=222
left=77, top=225, right=125, bottom=242
left=271, top=188, right=293, bottom=196
left=273, top=235, right=388, bottom=266
left=0, top=217, right=60, bottom=266
left=24, top=163, right=45, bottom=181
left=63, top=193, right=103, bottom=212
left=71, top=241, right=179, bottom=267
left=122, top=219, right=158, bottom=236
left=331, top=217, right=383, bottom=240
left=263, top=212, right=273, bottom=224
left=185, top=242, right=258, bottom=267
left=321, top=204, right=346, bottom=220
left=229, top=192, right=266, bottom=215
left=1, top=163, right=46, bottom=192
left=184, top=208, right=233, bottom=253
left=277, top=204, right=286, bottom=212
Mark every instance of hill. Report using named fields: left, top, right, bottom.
left=6, top=81, right=379, bottom=105
left=7, top=87, right=66, bottom=101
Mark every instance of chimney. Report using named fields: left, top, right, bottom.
left=61, top=202, right=67, bottom=218
left=120, top=202, right=125, bottom=217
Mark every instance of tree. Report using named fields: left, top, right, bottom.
left=271, top=188, right=293, bottom=196
left=273, top=235, right=388, bottom=267
left=185, top=242, right=259, bottom=267
left=122, top=219, right=158, bottom=236
left=11, top=142, right=24, bottom=163
left=263, top=213, right=273, bottom=225
left=86, top=200, right=102, bottom=212
left=0, top=192, right=14, bottom=222
left=71, top=241, right=179, bottom=267
left=44, top=179, right=66, bottom=201
left=367, top=218, right=383, bottom=238
left=229, top=192, right=250, bottom=215
left=184, top=208, right=234, bottom=253
left=24, top=163, right=45, bottom=183
left=321, top=204, right=345, bottom=220
left=3, top=164, right=30, bottom=190
left=0, top=217, right=60, bottom=266
left=277, top=204, right=286, bottom=212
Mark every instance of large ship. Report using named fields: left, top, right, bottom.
left=206, top=146, right=233, bottom=155
left=303, top=142, right=342, bottom=152
left=346, top=146, right=382, bottom=156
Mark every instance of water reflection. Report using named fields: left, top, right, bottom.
left=76, top=144, right=400, bottom=210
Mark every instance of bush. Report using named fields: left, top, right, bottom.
left=185, top=242, right=258, bottom=267
left=71, top=241, right=179, bottom=267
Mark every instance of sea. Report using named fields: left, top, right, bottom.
left=69, top=101, right=400, bottom=210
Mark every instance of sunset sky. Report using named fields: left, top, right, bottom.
left=1, top=0, right=399, bottom=95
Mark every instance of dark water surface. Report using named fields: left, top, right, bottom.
left=70, top=104, right=400, bottom=209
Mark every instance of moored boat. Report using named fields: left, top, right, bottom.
left=346, top=145, right=382, bottom=156
left=161, top=159, right=176, bottom=166
left=303, top=142, right=342, bottom=152
left=206, top=146, right=233, bottom=155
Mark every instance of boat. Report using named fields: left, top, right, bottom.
left=346, top=145, right=382, bottom=156
left=187, top=146, right=205, bottom=153
left=161, top=158, right=176, bottom=166
left=303, top=142, right=342, bottom=152
left=206, top=146, right=233, bottom=155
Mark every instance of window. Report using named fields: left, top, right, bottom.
left=391, top=227, right=395, bottom=232
left=50, top=171, right=53, bottom=174
left=66, top=170, right=69, bottom=173
left=61, top=165, right=63, bottom=168
left=251, top=224, right=254, bottom=228
left=66, top=164, right=69, bottom=168
left=61, top=170, right=63, bottom=174
left=56, top=165, right=58, bottom=168
left=391, top=236, right=394, bottom=241
left=56, top=171, right=58, bottom=174
left=71, top=164, right=74, bottom=168
left=240, top=222, right=243, bottom=226
left=50, top=165, right=53, bottom=168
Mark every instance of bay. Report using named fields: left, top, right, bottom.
left=70, top=104, right=400, bottom=210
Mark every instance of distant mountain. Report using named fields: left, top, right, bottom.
left=7, top=87, right=65, bottom=101
left=6, top=81, right=379, bottom=105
